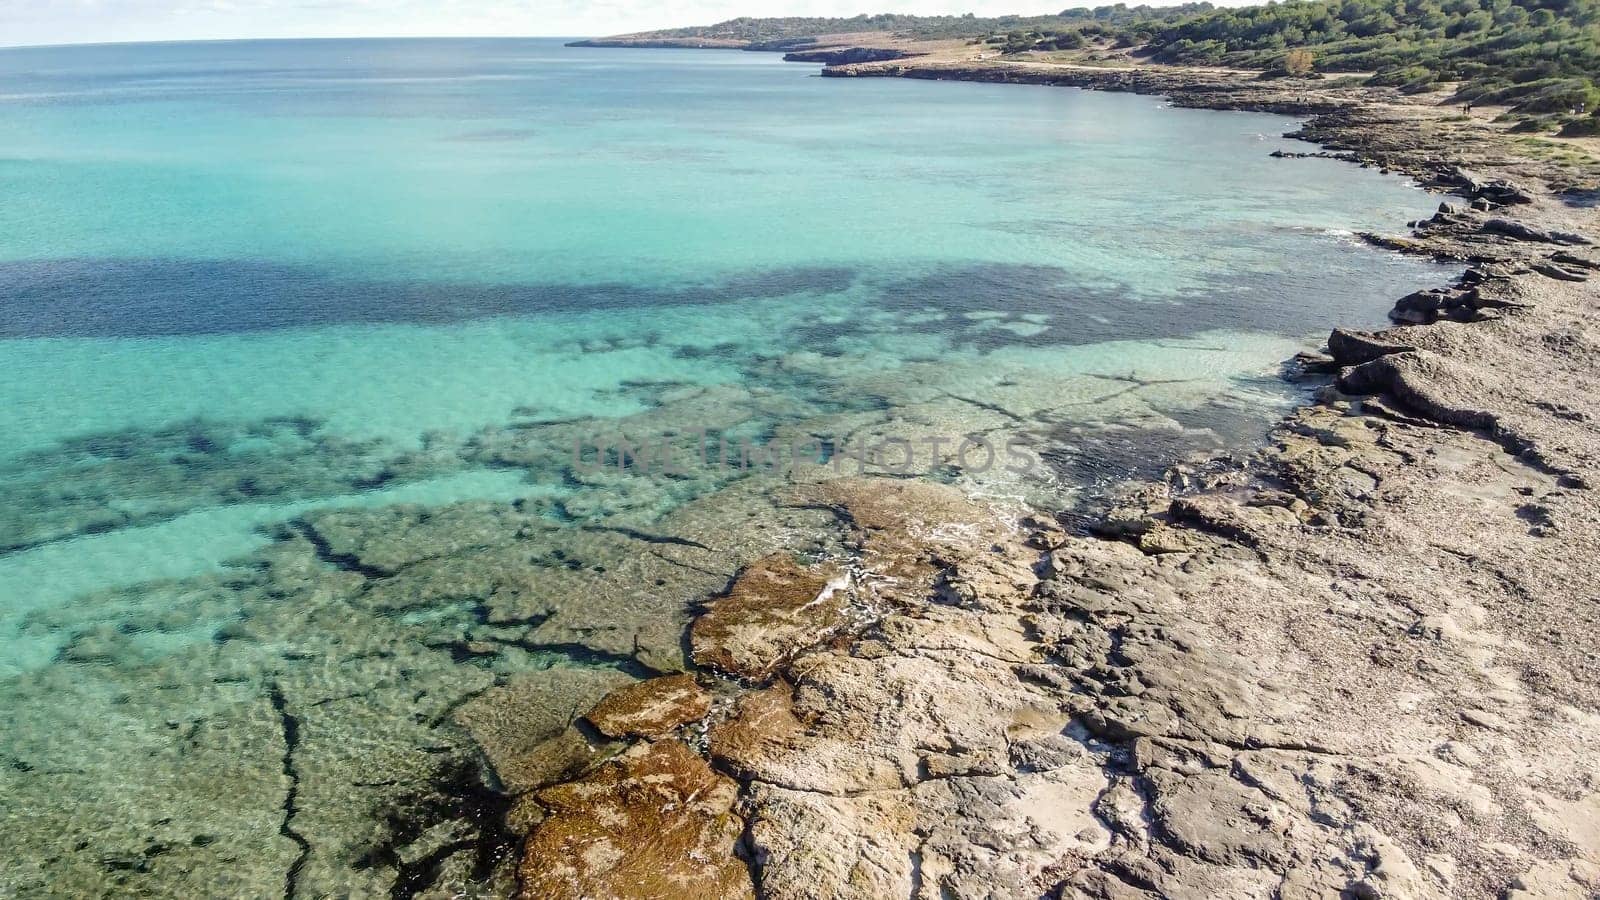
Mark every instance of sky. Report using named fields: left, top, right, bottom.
left=0, top=0, right=1178, bottom=48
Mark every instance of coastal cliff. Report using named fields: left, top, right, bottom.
left=782, top=46, right=920, bottom=64
left=501, top=45, right=1600, bottom=900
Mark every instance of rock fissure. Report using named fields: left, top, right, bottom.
left=268, top=683, right=312, bottom=900
left=580, top=524, right=716, bottom=551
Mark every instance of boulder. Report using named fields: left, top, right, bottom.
left=583, top=674, right=712, bottom=740
left=690, top=554, right=851, bottom=679
left=1390, top=288, right=1454, bottom=324
left=1328, top=329, right=1415, bottom=366
left=518, top=740, right=752, bottom=900
left=1433, top=165, right=1533, bottom=205
left=1532, top=262, right=1589, bottom=282
left=1483, top=218, right=1592, bottom=246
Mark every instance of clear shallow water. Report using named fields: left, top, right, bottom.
left=0, top=38, right=1448, bottom=897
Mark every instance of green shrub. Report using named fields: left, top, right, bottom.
left=619, top=0, right=1600, bottom=119
left=1133, top=0, right=1600, bottom=109
left=1559, top=113, right=1600, bottom=136
left=1368, top=65, right=1435, bottom=87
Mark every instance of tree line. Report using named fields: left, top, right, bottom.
left=630, top=0, right=1600, bottom=134
left=1137, top=0, right=1600, bottom=133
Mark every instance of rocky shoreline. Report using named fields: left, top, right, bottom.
left=498, top=51, right=1600, bottom=900
left=3, top=46, right=1593, bottom=900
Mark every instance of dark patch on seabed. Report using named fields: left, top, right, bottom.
left=357, top=756, right=518, bottom=900
left=0, top=259, right=857, bottom=337
left=845, top=254, right=1446, bottom=351
left=0, top=416, right=449, bottom=556
left=0, top=252, right=1446, bottom=340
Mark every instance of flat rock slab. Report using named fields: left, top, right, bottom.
left=518, top=740, right=752, bottom=900
left=690, top=553, right=850, bottom=679
left=583, top=673, right=712, bottom=739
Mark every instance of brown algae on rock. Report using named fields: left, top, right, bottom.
left=517, top=740, right=752, bottom=900
left=690, top=554, right=853, bottom=680
left=583, top=674, right=713, bottom=740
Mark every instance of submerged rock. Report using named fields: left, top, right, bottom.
left=453, top=667, right=636, bottom=795
left=0, top=416, right=456, bottom=555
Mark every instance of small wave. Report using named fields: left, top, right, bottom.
left=1281, top=225, right=1357, bottom=240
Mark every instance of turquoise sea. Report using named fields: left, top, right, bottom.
left=0, top=38, right=1447, bottom=897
